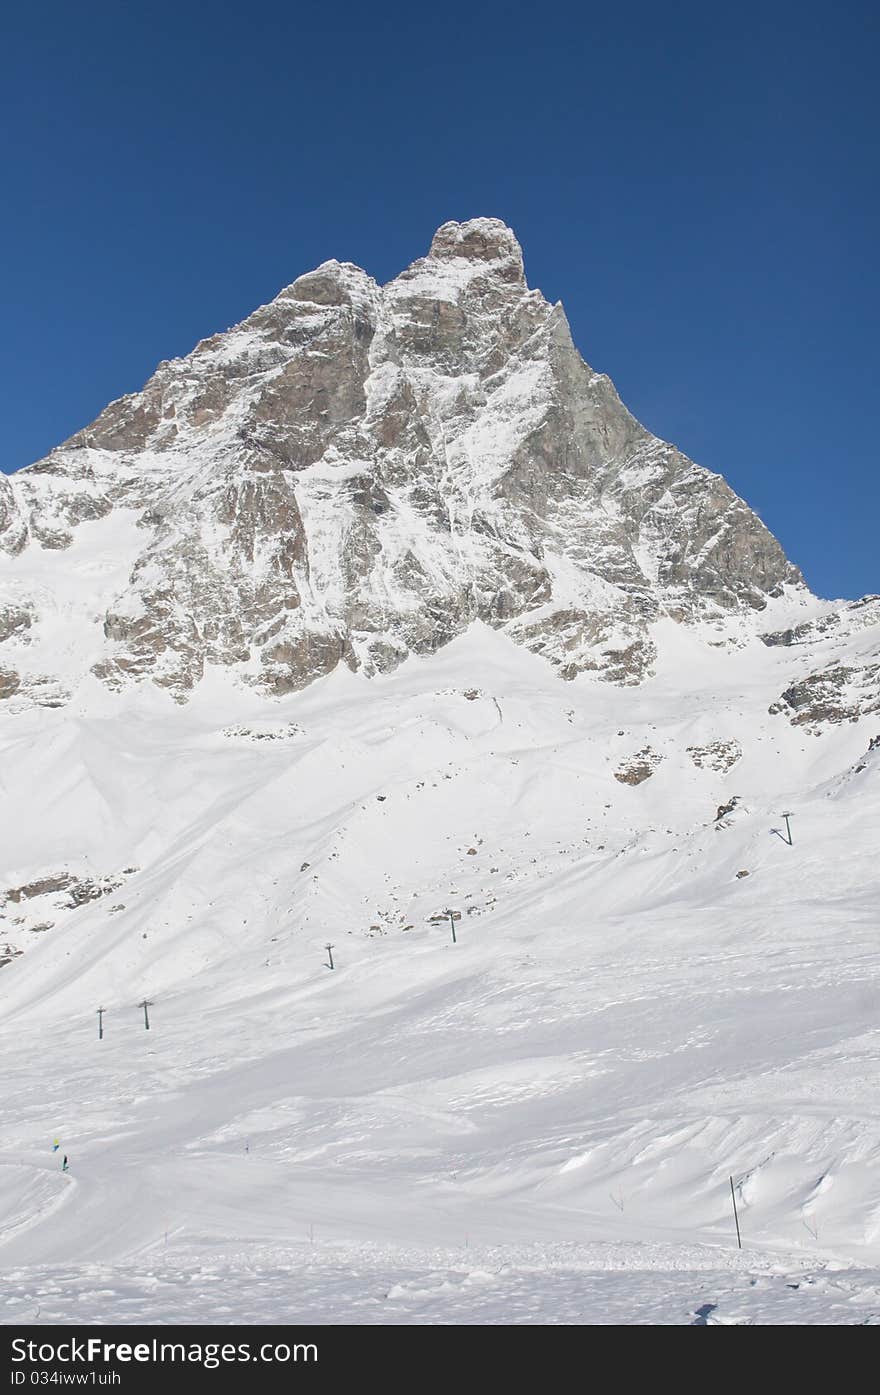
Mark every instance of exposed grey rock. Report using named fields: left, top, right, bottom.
left=770, top=663, right=880, bottom=729
left=687, top=740, right=742, bottom=772
left=222, top=722, right=303, bottom=741
left=0, top=666, right=21, bottom=699
left=614, top=747, right=663, bottom=785
left=1, top=871, right=124, bottom=908
left=0, top=603, right=33, bottom=643
left=3, top=873, right=77, bottom=904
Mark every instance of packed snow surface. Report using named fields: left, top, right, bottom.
left=2, top=611, right=880, bottom=1324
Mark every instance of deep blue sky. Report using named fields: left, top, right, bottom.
left=1, top=2, right=877, bottom=598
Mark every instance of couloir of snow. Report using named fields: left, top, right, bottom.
left=1, top=587, right=880, bottom=1324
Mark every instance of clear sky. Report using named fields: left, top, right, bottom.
left=1, top=1, right=877, bottom=598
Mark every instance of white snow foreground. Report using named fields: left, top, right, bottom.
left=1, top=611, right=880, bottom=1325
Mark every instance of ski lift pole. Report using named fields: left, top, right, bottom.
left=730, top=1175, right=742, bottom=1250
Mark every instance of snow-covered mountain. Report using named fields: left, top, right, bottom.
left=2, top=217, right=804, bottom=706
left=1, top=221, right=879, bottom=1324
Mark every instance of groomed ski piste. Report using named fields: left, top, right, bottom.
left=1, top=553, right=879, bottom=1324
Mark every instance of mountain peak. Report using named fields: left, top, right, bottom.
left=286, top=259, right=377, bottom=309
left=426, top=217, right=525, bottom=279
left=0, top=219, right=806, bottom=706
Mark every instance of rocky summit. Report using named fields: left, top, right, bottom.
left=0, top=217, right=805, bottom=704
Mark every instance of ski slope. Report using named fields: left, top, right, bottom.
left=1, top=615, right=880, bottom=1324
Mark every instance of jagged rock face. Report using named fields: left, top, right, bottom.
left=770, top=663, right=880, bottom=729
left=762, top=596, right=880, bottom=648
left=765, top=598, right=880, bottom=729
left=0, top=218, right=804, bottom=703
left=0, top=476, right=27, bottom=556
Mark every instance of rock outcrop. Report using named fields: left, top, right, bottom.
left=764, top=596, right=880, bottom=729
